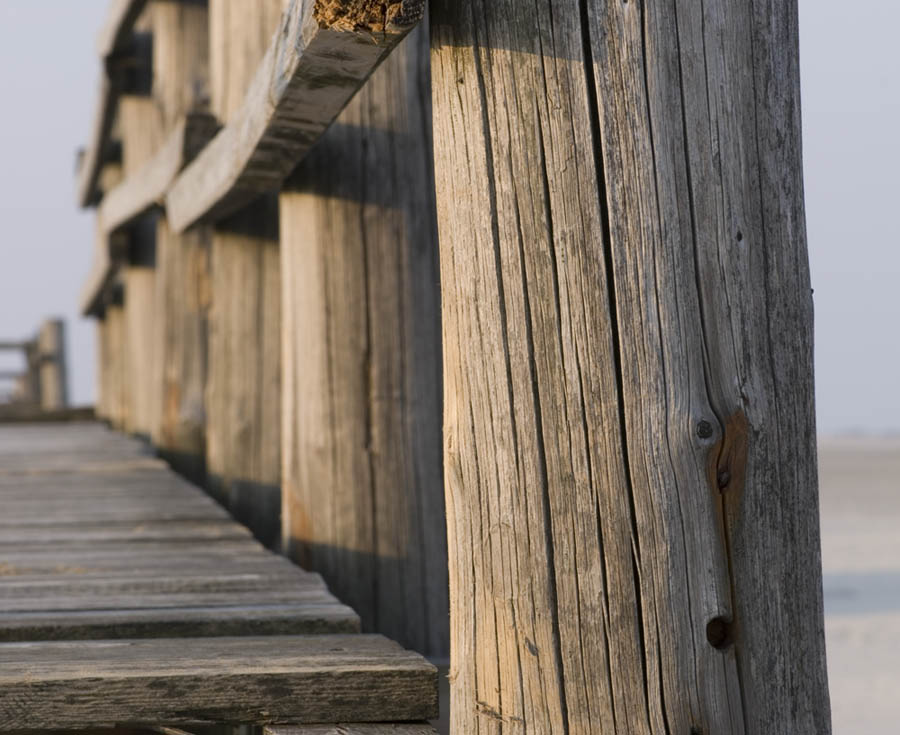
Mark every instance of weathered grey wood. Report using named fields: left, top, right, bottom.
left=36, top=319, right=68, bottom=411
left=430, top=0, right=830, bottom=732
left=166, top=0, right=426, bottom=232
left=280, top=25, right=446, bottom=658
left=146, top=0, right=213, bottom=479
left=0, top=422, right=360, bottom=641
left=0, top=635, right=438, bottom=730
left=112, top=4, right=165, bottom=439
left=267, top=725, right=437, bottom=735
left=99, top=113, right=219, bottom=235
left=103, top=300, right=129, bottom=431
left=201, top=1, right=284, bottom=547
left=0, top=604, right=359, bottom=643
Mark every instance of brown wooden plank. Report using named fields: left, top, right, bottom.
left=0, top=635, right=437, bottom=730
left=0, top=603, right=360, bottom=642
left=267, top=725, right=437, bottom=735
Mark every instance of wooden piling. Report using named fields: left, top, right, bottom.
left=148, top=0, right=212, bottom=479
left=203, top=0, right=286, bottom=546
left=430, top=0, right=831, bottom=731
left=279, top=26, right=448, bottom=657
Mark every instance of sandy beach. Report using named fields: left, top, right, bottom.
left=820, top=437, right=900, bottom=733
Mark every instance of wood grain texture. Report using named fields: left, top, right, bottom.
left=280, top=25, right=447, bottom=658
left=0, top=422, right=359, bottom=641
left=152, top=219, right=211, bottom=476
left=203, top=1, right=284, bottom=547
left=267, top=724, right=437, bottom=735
left=166, top=0, right=425, bottom=232
left=116, top=10, right=165, bottom=438
left=0, top=635, right=438, bottom=730
left=145, top=0, right=213, bottom=478
left=430, top=0, right=830, bottom=732
left=205, top=207, right=282, bottom=546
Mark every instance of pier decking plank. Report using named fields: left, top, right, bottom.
left=0, top=635, right=437, bottom=730
left=0, top=423, right=359, bottom=641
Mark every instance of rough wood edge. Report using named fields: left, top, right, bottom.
left=76, top=74, right=118, bottom=208
left=79, top=227, right=119, bottom=318
left=0, top=407, right=96, bottom=424
left=99, top=113, right=220, bottom=234
left=165, top=0, right=424, bottom=232
left=266, top=724, right=438, bottom=735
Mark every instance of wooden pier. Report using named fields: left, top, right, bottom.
left=0, top=421, right=437, bottom=732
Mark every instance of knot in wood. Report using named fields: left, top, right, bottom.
left=696, top=420, right=714, bottom=439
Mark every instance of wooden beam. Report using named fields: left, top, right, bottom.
left=166, top=0, right=425, bottom=232
left=98, top=113, right=219, bottom=234
left=267, top=726, right=438, bottom=735
left=0, top=635, right=437, bottom=730
left=0, top=342, right=24, bottom=351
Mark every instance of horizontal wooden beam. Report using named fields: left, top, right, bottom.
left=266, top=725, right=438, bottom=735
left=0, top=342, right=25, bottom=351
left=166, top=0, right=425, bottom=232
left=0, top=635, right=437, bottom=730
left=0, top=406, right=95, bottom=424
left=99, top=113, right=219, bottom=234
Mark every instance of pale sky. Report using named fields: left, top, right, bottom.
left=0, top=1, right=896, bottom=434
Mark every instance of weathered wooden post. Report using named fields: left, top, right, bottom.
left=118, top=9, right=162, bottom=438
left=431, top=0, right=830, bottom=732
left=280, top=25, right=448, bottom=657
left=204, top=0, right=285, bottom=545
left=37, top=319, right=68, bottom=411
left=149, top=0, right=211, bottom=478
left=103, top=284, right=129, bottom=431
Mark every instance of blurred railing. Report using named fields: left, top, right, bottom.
left=0, top=319, right=80, bottom=421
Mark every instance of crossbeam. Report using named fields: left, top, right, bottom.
left=166, top=0, right=425, bottom=232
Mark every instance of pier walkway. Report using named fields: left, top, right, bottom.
left=0, top=422, right=437, bottom=733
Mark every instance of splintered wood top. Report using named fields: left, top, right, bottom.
left=0, top=422, right=360, bottom=641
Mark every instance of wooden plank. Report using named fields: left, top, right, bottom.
left=267, top=725, right=437, bottom=735
left=0, top=406, right=94, bottom=424
left=0, top=635, right=437, bottom=730
left=166, top=0, right=426, bottom=232
left=280, top=26, right=446, bottom=658
left=0, top=603, right=360, bottom=642
left=98, top=114, right=219, bottom=235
